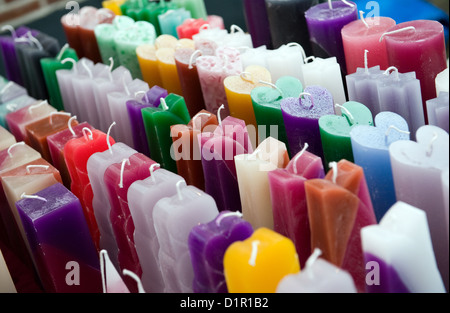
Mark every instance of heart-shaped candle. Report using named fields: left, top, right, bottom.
left=251, top=76, right=303, bottom=151
left=319, top=101, right=373, bottom=168
left=281, top=85, right=334, bottom=161
left=350, top=112, right=410, bottom=221
left=389, top=125, right=449, bottom=290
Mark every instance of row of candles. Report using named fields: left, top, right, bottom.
left=0, top=0, right=448, bottom=294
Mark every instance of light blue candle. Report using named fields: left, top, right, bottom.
left=350, top=112, right=410, bottom=222
left=158, top=8, right=191, bottom=38
left=172, top=0, right=207, bottom=20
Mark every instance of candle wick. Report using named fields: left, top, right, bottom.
left=49, top=112, right=71, bottom=125
left=217, top=104, right=225, bottom=126
left=258, top=80, right=284, bottom=98
left=305, top=248, right=323, bottom=280
left=379, top=26, right=416, bottom=42
left=61, top=58, right=77, bottom=74
left=26, top=31, right=43, bottom=50
left=329, top=162, right=338, bottom=184
left=292, top=143, right=309, bottom=175
left=335, top=104, right=354, bottom=125
left=328, top=0, right=333, bottom=9
left=107, top=122, right=116, bottom=154
left=149, top=163, right=160, bottom=183
left=26, top=165, right=49, bottom=174
left=0, top=81, right=14, bottom=96
left=240, top=71, right=254, bottom=84
left=176, top=180, right=186, bottom=201
left=299, top=92, right=314, bottom=110
left=123, top=270, right=146, bottom=293
left=215, top=211, right=243, bottom=227
left=160, top=97, right=169, bottom=111
left=67, top=115, right=77, bottom=136
left=57, top=43, right=69, bottom=61
left=341, top=0, right=355, bottom=7
left=359, top=11, right=370, bottom=29
left=118, top=158, right=130, bottom=189
left=28, top=100, right=48, bottom=114
left=230, top=24, right=244, bottom=34
left=193, top=112, right=211, bottom=132
left=287, top=42, right=307, bottom=63
left=20, top=192, right=47, bottom=202
left=7, top=141, right=25, bottom=158
left=385, top=125, right=410, bottom=139
left=82, top=59, right=93, bottom=79
left=1, top=25, right=16, bottom=39
left=384, top=66, right=400, bottom=81
left=188, top=50, right=202, bottom=69
left=248, top=240, right=260, bottom=267
left=82, top=127, right=93, bottom=141
left=364, top=49, right=369, bottom=74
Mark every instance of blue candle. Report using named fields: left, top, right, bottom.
left=350, top=112, right=410, bottom=221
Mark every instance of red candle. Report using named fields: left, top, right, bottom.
left=382, top=20, right=447, bottom=123
left=103, top=153, right=156, bottom=292
left=64, top=128, right=115, bottom=250
left=177, top=18, right=208, bottom=39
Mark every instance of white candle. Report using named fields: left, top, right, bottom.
left=301, top=56, right=346, bottom=105
left=235, top=137, right=289, bottom=230
left=86, top=142, right=137, bottom=270
left=435, top=67, right=449, bottom=96
left=277, top=249, right=357, bottom=293
left=361, top=201, right=445, bottom=293
left=128, top=167, right=184, bottom=293
left=389, top=125, right=449, bottom=291
left=153, top=182, right=218, bottom=293
left=0, top=125, right=16, bottom=151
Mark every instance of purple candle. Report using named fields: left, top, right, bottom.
left=16, top=183, right=102, bottom=293
left=243, top=0, right=272, bottom=49
left=305, top=0, right=357, bottom=74
left=126, top=85, right=168, bottom=157
left=199, top=116, right=253, bottom=212
left=0, top=26, right=38, bottom=86
left=281, top=85, right=334, bottom=162
left=188, top=210, right=254, bottom=293
left=364, top=253, right=410, bottom=293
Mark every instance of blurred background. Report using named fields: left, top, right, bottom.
left=0, top=0, right=449, bottom=77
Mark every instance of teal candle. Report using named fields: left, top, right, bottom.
left=158, top=8, right=191, bottom=38
left=142, top=94, right=191, bottom=173
left=319, top=101, right=373, bottom=169
left=251, top=76, right=303, bottom=149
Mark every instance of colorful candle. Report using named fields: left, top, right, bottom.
left=153, top=182, right=219, bottom=293
left=16, top=183, right=102, bottom=293
left=389, top=125, right=449, bottom=291
left=243, top=0, right=272, bottom=48
left=268, top=147, right=325, bottom=268
left=188, top=210, right=254, bottom=293
left=223, top=227, right=300, bottom=293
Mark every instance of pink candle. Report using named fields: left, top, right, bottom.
left=342, top=16, right=396, bottom=74
left=382, top=20, right=447, bottom=123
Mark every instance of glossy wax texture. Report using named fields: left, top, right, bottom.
left=16, top=183, right=102, bottom=293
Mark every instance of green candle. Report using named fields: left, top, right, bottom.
left=40, top=44, right=79, bottom=111
left=114, top=20, right=156, bottom=79
left=251, top=76, right=303, bottom=148
left=172, top=0, right=207, bottom=20
left=140, top=1, right=177, bottom=36
left=142, top=93, right=191, bottom=173
left=94, top=15, right=135, bottom=69
left=319, top=101, right=373, bottom=169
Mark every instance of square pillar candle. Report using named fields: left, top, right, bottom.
left=235, top=137, right=290, bottom=230
left=268, top=147, right=325, bottom=268
left=0, top=125, right=15, bottom=151
left=199, top=115, right=254, bottom=212
left=16, top=183, right=103, bottom=293
left=153, top=182, right=219, bottom=293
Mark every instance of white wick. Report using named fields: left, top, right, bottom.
left=293, top=143, right=309, bottom=175
left=248, top=240, right=260, bottom=267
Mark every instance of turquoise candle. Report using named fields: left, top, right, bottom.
left=158, top=8, right=191, bottom=38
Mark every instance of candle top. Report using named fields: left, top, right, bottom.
left=342, top=16, right=396, bottom=38
left=281, top=85, right=334, bottom=119
left=16, top=183, right=76, bottom=221
left=381, top=20, right=444, bottom=43
left=224, top=65, right=271, bottom=94
left=0, top=143, right=41, bottom=174
left=46, top=122, right=92, bottom=151
left=305, top=1, right=357, bottom=21
left=251, top=76, right=303, bottom=109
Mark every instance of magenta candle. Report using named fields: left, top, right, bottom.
left=104, top=152, right=156, bottom=292
left=382, top=20, right=447, bottom=123
left=342, top=16, right=396, bottom=74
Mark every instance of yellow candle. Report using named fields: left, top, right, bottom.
left=137, top=44, right=163, bottom=88
left=156, top=47, right=183, bottom=96
left=102, top=0, right=124, bottom=15
left=224, top=227, right=300, bottom=293
left=224, top=65, right=271, bottom=132
left=235, top=137, right=289, bottom=230
left=155, top=35, right=179, bottom=50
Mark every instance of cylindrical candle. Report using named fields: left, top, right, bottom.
left=382, top=20, right=447, bottom=123
left=342, top=16, right=396, bottom=74
left=305, top=0, right=358, bottom=74
left=243, top=0, right=272, bottom=48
